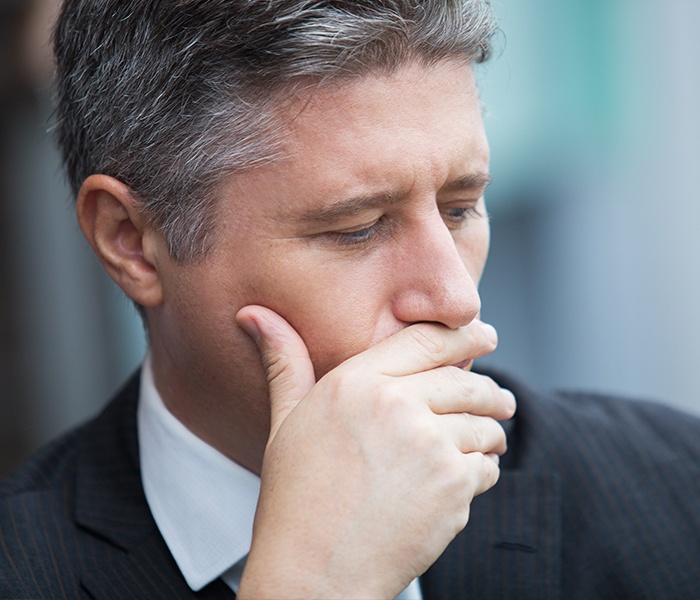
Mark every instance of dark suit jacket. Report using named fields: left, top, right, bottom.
left=1, top=369, right=699, bottom=599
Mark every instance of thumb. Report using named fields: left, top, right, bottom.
left=236, top=305, right=316, bottom=441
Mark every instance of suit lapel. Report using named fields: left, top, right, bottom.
left=72, top=373, right=234, bottom=599
left=71, top=368, right=561, bottom=599
left=421, top=470, right=562, bottom=600
left=79, top=530, right=234, bottom=599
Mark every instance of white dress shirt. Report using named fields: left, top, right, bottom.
left=138, top=356, right=422, bottom=598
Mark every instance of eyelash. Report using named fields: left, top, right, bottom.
left=442, top=206, right=483, bottom=226
left=328, top=221, right=388, bottom=246
left=330, top=205, right=483, bottom=247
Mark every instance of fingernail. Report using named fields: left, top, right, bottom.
left=501, top=388, right=516, bottom=412
left=238, top=317, right=261, bottom=343
left=481, top=322, right=498, bottom=345
left=487, top=453, right=500, bottom=465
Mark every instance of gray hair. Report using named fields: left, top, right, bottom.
left=54, top=0, right=497, bottom=261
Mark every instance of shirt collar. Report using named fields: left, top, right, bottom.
left=137, top=356, right=261, bottom=591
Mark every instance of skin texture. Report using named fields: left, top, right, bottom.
left=77, top=58, right=516, bottom=598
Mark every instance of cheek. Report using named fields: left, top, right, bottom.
left=161, top=268, right=246, bottom=363
left=253, top=254, right=399, bottom=379
left=457, top=220, right=490, bottom=285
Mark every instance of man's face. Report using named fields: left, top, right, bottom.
left=148, top=59, right=491, bottom=463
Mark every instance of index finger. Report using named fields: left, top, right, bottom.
left=347, top=320, right=498, bottom=377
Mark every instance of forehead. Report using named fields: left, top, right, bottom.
left=284, top=58, right=484, bottom=146
left=218, top=59, right=489, bottom=221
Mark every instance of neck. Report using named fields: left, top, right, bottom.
left=148, top=337, right=270, bottom=475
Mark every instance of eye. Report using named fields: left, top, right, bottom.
left=327, top=218, right=387, bottom=246
left=441, top=205, right=483, bottom=228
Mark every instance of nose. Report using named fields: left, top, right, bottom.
left=391, top=213, right=481, bottom=329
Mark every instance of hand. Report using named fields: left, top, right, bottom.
left=236, top=306, right=515, bottom=599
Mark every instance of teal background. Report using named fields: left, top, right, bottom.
left=477, top=0, right=700, bottom=412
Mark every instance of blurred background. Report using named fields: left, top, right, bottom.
left=0, top=0, right=699, bottom=476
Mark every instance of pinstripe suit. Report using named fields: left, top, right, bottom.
left=1, top=369, right=699, bottom=599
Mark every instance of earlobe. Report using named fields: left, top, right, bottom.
left=77, top=174, right=164, bottom=307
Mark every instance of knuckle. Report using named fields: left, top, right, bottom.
left=471, top=452, right=500, bottom=495
left=484, top=418, right=507, bottom=453
left=422, top=420, right=447, bottom=450
left=472, top=416, right=488, bottom=449
left=264, top=352, right=292, bottom=386
left=320, top=365, right=366, bottom=406
left=447, top=371, right=500, bottom=416
left=469, top=415, right=494, bottom=452
left=453, top=507, right=471, bottom=535
left=457, top=372, right=478, bottom=407
left=407, top=323, right=446, bottom=361
left=472, top=374, right=508, bottom=415
left=485, top=456, right=501, bottom=487
left=373, top=379, right=407, bottom=414
left=432, top=451, right=461, bottom=490
left=447, top=365, right=472, bottom=395
left=369, top=379, right=422, bottom=431
left=473, top=321, right=498, bottom=352
left=462, top=415, right=504, bottom=450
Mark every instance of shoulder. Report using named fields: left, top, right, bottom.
left=0, top=373, right=141, bottom=598
left=485, top=367, right=700, bottom=469
left=0, top=429, right=85, bottom=595
left=479, top=367, right=700, bottom=597
left=0, top=372, right=140, bottom=498
left=489, top=367, right=700, bottom=509
left=1, top=425, right=82, bottom=498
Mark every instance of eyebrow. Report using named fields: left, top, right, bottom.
left=294, top=189, right=405, bottom=225
left=442, top=172, right=493, bottom=192
left=295, top=171, right=492, bottom=226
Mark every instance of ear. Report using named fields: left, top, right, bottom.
left=77, top=174, right=164, bottom=307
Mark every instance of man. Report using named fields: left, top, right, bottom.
left=1, top=1, right=698, bottom=598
